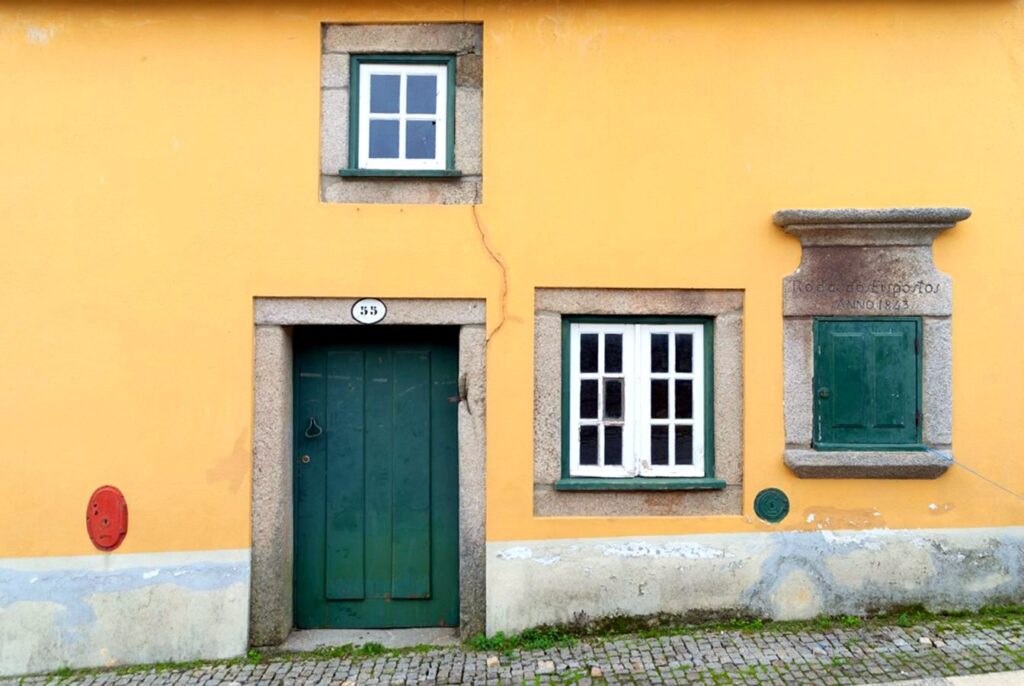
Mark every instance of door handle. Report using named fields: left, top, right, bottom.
left=304, top=416, right=323, bottom=438
left=818, top=387, right=830, bottom=399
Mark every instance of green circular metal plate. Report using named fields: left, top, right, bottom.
left=754, top=488, right=790, bottom=523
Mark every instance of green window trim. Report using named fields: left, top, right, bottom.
left=347, top=54, right=459, bottom=176
left=560, top=315, right=716, bottom=489
left=812, top=317, right=923, bottom=451
left=555, top=477, right=726, bottom=492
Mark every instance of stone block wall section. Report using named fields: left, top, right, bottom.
left=533, top=288, right=744, bottom=516
left=320, top=23, right=483, bottom=204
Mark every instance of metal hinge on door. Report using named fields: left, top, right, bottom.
left=915, top=409, right=921, bottom=427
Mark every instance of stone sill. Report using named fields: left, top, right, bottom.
left=784, top=449, right=951, bottom=479
left=555, top=477, right=728, bottom=492
left=338, top=168, right=463, bottom=178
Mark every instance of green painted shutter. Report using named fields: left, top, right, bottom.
left=813, top=318, right=921, bottom=449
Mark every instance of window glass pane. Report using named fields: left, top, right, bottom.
left=580, top=334, right=598, bottom=373
left=651, top=425, right=669, bottom=465
left=579, top=426, right=598, bottom=465
left=405, top=120, right=437, bottom=160
left=604, top=334, right=622, bottom=373
left=675, top=334, right=693, bottom=373
left=675, top=425, right=694, bottom=466
left=604, top=426, right=622, bottom=466
left=674, top=379, right=693, bottom=419
left=369, top=74, right=400, bottom=113
left=651, top=379, right=668, bottom=419
left=580, top=380, right=598, bottom=419
left=368, top=119, right=400, bottom=159
left=651, top=334, right=669, bottom=373
left=604, top=379, right=623, bottom=419
left=406, top=74, right=438, bottom=114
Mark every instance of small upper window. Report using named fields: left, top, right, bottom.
left=566, top=319, right=713, bottom=479
left=351, top=56, right=456, bottom=174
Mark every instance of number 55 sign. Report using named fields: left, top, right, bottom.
left=351, top=298, right=387, bottom=325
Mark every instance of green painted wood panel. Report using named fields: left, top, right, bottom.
left=814, top=318, right=921, bottom=450
left=324, top=351, right=365, bottom=601
left=294, top=327, right=459, bottom=629
left=391, top=351, right=432, bottom=600
left=294, top=345, right=328, bottom=627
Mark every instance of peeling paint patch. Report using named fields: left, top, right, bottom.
left=494, top=547, right=560, bottom=565
left=598, top=541, right=730, bottom=560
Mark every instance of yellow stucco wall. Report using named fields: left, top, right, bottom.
left=1, top=0, right=1023, bottom=559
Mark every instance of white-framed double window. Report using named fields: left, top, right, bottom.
left=567, top=321, right=708, bottom=478
left=355, top=58, right=452, bottom=171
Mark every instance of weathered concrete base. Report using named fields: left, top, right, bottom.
left=784, top=449, right=951, bottom=479
left=278, top=628, right=459, bottom=653
left=486, top=527, right=1024, bottom=634
left=0, top=549, right=250, bottom=677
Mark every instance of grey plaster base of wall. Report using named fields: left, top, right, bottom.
left=532, top=288, right=743, bottom=516
left=784, top=449, right=951, bottom=479
left=251, top=298, right=486, bottom=644
left=0, top=550, right=250, bottom=678
left=486, top=527, right=1024, bottom=635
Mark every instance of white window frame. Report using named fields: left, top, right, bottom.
left=357, top=62, right=449, bottom=171
left=568, top=322, right=706, bottom=479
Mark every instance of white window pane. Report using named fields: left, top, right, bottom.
left=675, top=379, right=693, bottom=419
left=675, top=426, right=694, bottom=466
left=651, top=334, right=669, bottom=372
left=406, top=74, right=438, bottom=114
left=368, top=120, right=400, bottom=158
left=405, top=120, right=437, bottom=160
left=604, top=426, right=623, bottom=466
left=369, top=74, right=400, bottom=113
left=605, top=334, right=622, bottom=373
left=579, top=426, right=598, bottom=465
left=604, top=379, right=623, bottom=419
left=651, top=425, right=669, bottom=465
left=651, top=379, right=669, bottom=419
left=675, top=334, right=693, bottom=373
left=580, top=379, right=598, bottom=419
left=580, top=334, right=598, bottom=373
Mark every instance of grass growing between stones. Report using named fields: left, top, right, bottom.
left=29, top=603, right=1024, bottom=683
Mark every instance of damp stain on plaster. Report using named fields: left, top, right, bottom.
left=800, top=507, right=886, bottom=530
left=25, top=25, right=56, bottom=44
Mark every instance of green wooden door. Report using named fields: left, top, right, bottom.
left=813, top=318, right=922, bottom=450
left=294, top=326, right=459, bottom=629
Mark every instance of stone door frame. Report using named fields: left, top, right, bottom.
left=250, top=298, right=486, bottom=645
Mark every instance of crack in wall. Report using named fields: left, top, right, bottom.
left=471, top=205, right=509, bottom=342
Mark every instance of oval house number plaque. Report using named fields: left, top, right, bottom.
left=352, top=298, right=387, bottom=324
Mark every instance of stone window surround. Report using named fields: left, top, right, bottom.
left=250, top=298, right=486, bottom=645
left=320, top=23, right=483, bottom=204
left=775, top=207, right=972, bottom=479
left=533, top=288, right=744, bottom=517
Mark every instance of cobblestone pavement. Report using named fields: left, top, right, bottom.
left=6, top=616, right=1023, bottom=686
